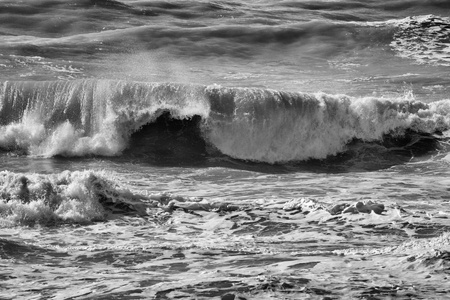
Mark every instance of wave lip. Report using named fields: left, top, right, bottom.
left=0, top=79, right=449, bottom=163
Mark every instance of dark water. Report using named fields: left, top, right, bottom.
left=1, top=1, right=450, bottom=299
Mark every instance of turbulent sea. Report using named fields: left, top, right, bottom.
left=1, top=0, right=450, bottom=299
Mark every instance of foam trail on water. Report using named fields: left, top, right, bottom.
left=0, top=79, right=449, bottom=163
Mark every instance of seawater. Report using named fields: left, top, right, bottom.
left=1, top=1, right=450, bottom=299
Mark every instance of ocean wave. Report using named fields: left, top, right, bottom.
left=0, top=79, right=449, bottom=163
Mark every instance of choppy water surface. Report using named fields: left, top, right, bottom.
left=1, top=0, right=450, bottom=299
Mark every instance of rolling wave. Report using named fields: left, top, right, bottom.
left=0, top=79, right=449, bottom=163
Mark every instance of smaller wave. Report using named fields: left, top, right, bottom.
left=391, top=15, right=450, bottom=66
left=366, top=15, right=450, bottom=66
left=0, top=170, right=148, bottom=227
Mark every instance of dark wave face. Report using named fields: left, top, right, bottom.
left=123, top=112, right=211, bottom=166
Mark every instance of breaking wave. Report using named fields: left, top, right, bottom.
left=0, top=79, right=449, bottom=164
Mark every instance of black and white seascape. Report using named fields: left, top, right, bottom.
left=1, top=1, right=450, bottom=299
